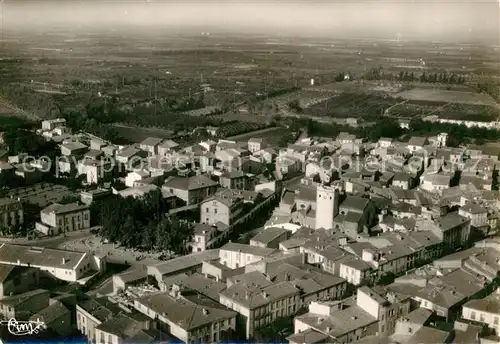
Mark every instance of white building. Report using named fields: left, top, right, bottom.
left=125, top=170, right=150, bottom=188
left=459, top=203, right=488, bottom=228
left=0, top=244, right=105, bottom=284
left=219, top=242, right=275, bottom=269
left=315, top=184, right=339, bottom=230
left=41, top=118, right=66, bottom=131
left=420, top=173, right=451, bottom=194
left=462, top=290, right=500, bottom=334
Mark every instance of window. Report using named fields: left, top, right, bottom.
left=494, top=317, right=499, bottom=325
left=206, top=208, right=209, bottom=213
left=470, top=311, right=476, bottom=320
left=215, top=209, right=218, bottom=214
left=480, top=313, right=485, bottom=322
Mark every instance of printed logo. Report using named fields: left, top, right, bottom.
left=0, top=318, right=46, bottom=336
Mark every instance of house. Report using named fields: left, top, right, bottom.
left=135, top=290, right=237, bottom=343
left=337, top=132, right=356, bottom=145
left=378, top=138, right=393, bottom=148
left=338, top=196, right=376, bottom=230
left=30, top=300, right=72, bottom=336
left=0, top=244, right=105, bottom=284
left=0, top=264, right=39, bottom=298
left=413, top=268, right=487, bottom=321
left=61, top=141, right=88, bottom=157
left=116, top=146, right=148, bottom=166
left=250, top=227, right=290, bottom=249
left=407, top=137, right=427, bottom=152
left=77, top=158, right=114, bottom=185
left=0, top=198, right=24, bottom=233
left=158, top=140, right=180, bottom=156
left=392, top=172, right=412, bottom=190
left=139, top=137, right=163, bottom=155
left=338, top=255, right=372, bottom=286
left=291, top=300, right=378, bottom=343
left=125, top=170, right=150, bottom=188
left=459, top=203, right=488, bottom=229
left=219, top=270, right=301, bottom=339
left=36, top=202, right=90, bottom=236
left=0, top=289, right=50, bottom=320
left=94, top=311, right=158, bottom=343
left=200, top=188, right=246, bottom=226
left=90, top=137, right=107, bottom=151
left=80, top=188, right=112, bottom=205
left=432, top=212, right=471, bottom=250
left=219, top=243, right=275, bottom=269
left=192, top=223, right=226, bottom=253
left=248, top=138, right=266, bottom=153
left=42, top=118, right=66, bottom=131
left=163, top=175, right=219, bottom=206
left=219, top=171, right=250, bottom=190
left=420, top=173, right=451, bottom=194
left=461, top=290, right=500, bottom=334
left=117, top=185, right=159, bottom=199
left=76, top=297, right=123, bottom=342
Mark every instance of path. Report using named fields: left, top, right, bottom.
left=226, top=126, right=284, bottom=141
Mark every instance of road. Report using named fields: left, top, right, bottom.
left=1, top=228, right=95, bottom=249
left=226, top=126, right=284, bottom=141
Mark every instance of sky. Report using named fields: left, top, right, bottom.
left=1, top=0, right=499, bottom=42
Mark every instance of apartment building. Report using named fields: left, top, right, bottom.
left=135, top=290, right=237, bottom=343
left=163, top=175, right=218, bottom=206
left=219, top=271, right=301, bottom=339
left=357, top=286, right=411, bottom=336
left=36, top=202, right=90, bottom=235
left=200, top=188, right=245, bottom=226
left=76, top=297, right=123, bottom=343
left=0, top=289, right=50, bottom=321
left=462, top=290, right=500, bottom=334
left=219, top=243, right=275, bottom=269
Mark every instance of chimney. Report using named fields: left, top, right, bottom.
left=62, top=258, right=67, bottom=265
left=202, top=309, right=209, bottom=316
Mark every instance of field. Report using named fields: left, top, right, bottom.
left=0, top=27, right=498, bottom=136
left=301, top=92, right=399, bottom=119
left=394, top=88, right=498, bottom=106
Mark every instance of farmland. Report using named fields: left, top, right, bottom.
left=0, top=26, right=498, bottom=139
left=301, top=92, right=399, bottom=119
left=394, top=88, right=498, bottom=107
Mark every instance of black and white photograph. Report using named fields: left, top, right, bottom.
left=0, top=0, right=498, bottom=343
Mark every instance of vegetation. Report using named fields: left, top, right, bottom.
left=3, top=126, right=59, bottom=157
left=363, top=68, right=466, bottom=85
left=93, top=190, right=194, bottom=254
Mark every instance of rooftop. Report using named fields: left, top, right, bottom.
left=137, top=291, right=237, bottom=331
left=41, top=202, right=88, bottom=215
left=164, top=175, right=218, bottom=191
left=220, top=242, right=275, bottom=257
left=0, top=244, right=88, bottom=270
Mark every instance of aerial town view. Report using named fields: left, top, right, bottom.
left=0, top=0, right=499, bottom=343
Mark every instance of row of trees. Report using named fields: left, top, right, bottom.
left=93, top=190, right=194, bottom=254
left=397, top=71, right=466, bottom=84
left=362, top=67, right=467, bottom=85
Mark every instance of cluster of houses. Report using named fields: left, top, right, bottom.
left=2, top=117, right=500, bottom=343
